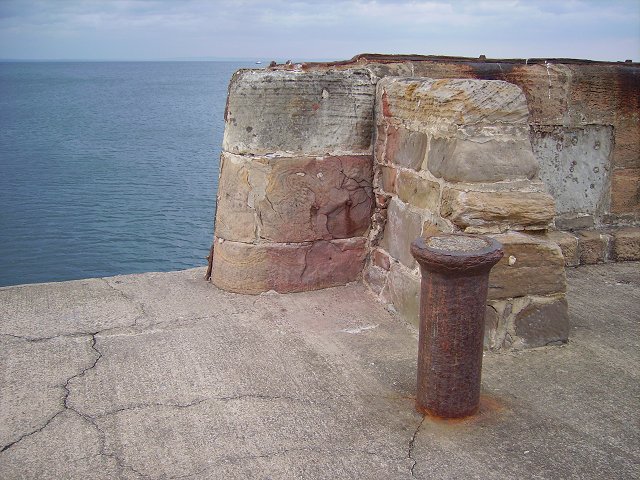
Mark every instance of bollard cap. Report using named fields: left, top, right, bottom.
left=410, top=233, right=503, bottom=275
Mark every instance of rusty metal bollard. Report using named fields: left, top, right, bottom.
left=410, top=233, right=503, bottom=418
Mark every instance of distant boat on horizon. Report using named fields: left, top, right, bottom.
left=255, top=61, right=262, bottom=64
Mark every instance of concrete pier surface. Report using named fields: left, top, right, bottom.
left=1, top=263, right=638, bottom=479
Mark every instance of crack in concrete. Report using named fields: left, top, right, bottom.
left=100, top=278, right=148, bottom=325
left=0, top=409, right=65, bottom=454
left=94, top=393, right=313, bottom=419
left=2, top=330, right=153, bottom=478
left=95, top=399, right=209, bottom=418
left=68, top=409, right=151, bottom=479
left=0, top=333, right=101, bottom=454
left=1, top=313, right=213, bottom=344
left=408, top=415, right=425, bottom=478
left=0, top=332, right=147, bottom=480
left=0, top=332, right=93, bottom=343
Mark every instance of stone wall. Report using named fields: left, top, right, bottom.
left=281, top=55, right=640, bottom=229
left=365, top=77, right=567, bottom=349
left=211, top=69, right=377, bottom=293
left=210, top=54, right=639, bottom=348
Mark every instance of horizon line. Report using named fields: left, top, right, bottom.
left=0, top=56, right=337, bottom=63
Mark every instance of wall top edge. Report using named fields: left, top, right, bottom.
left=263, top=53, right=639, bottom=70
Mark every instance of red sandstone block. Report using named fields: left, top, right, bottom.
left=211, top=237, right=367, bottom=294
left=611, top=169, right=640, bottom=214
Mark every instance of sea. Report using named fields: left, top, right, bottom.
left=0, top=61, right=256, bottom=287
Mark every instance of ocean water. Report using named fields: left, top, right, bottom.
left=0, top=61, right=255, bottom=287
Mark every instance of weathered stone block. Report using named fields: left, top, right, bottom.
left=372, top=248, right=391, bottom=271
left=223, top=69, right=376, bottom=155
left=363, top=264, right=388, bottom=296
left=211, top=237, right=367, bottom=294
left=421, top=221, right=443, bottom=238
left=488, top=232, right=566, bottom=299
left=378, top=77, right=529, bottom=130
left=578, top=230, right=609, bottom=264
left=554, top=213, right=595, bottom=231
left=396, top=170, right=440, bottom=211
left=385, top=263, right=420, bottom=327
left=214, top=154, right=373, bottom=243
left=427, top=136, right=538, bottom=183
left=485, top=293, right=570, bottom=350
left=545, top=230, right=580, bottom=267
left=214, top=154, right=259, bottom=243
left=380, top=198, right=423, bottom=269
left=257, top=155, right=373, bottom=242
left=379, top=165, right=397, bottom=194
left=611, top=117, right=640, bottom=169
left=384, top=125, right=427, bottom=170
left=564, top=64, right=636, bottom=125
left=611, top=227, right=640, bottom=261
left=531, top=125, right=613, bottom=217
left=484, top=305, right=501, bottom=351
left=611, top=168, right=640, bottom=214
left=514, top=296, right=569, bottom=348
left=423, top=136, right=455, bottom=173
left=504, top=64, right=571, bottom=125
left=441, top=187, right=555, bottom=231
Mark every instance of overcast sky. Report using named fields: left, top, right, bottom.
left=0, top=0, right=638, bottom=62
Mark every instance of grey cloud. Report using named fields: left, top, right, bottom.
left=0, top=0, right=638, bottom=60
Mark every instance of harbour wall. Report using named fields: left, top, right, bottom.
left=210, top=54, right=640, bottom=349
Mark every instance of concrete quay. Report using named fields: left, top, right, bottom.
left=1, top=262, right=638, bottom=479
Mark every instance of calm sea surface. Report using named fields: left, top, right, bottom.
left=0, top=61, right=254, bottom=287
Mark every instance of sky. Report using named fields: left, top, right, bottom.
left=0, top=0, right=638, bottom=62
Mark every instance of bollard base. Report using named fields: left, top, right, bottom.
left=416, top=401, right=479, bottom=419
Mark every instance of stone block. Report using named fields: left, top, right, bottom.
left=564, top=64, right=635, bottom=125
left=600, top=212, right=640, bottom=227
left=377, top=78, right=529, bottom=133
left=214, top=154, right=258, bottom=243
left=611, top=227, right=640, bottom=261
left=396, top=170, right=440, bottom=211
left=380, top=198, right=423, bottom=269
left=211, top=237, right=367, bottom=294
left=363, top=264, right=388, bottom=296
left=488, top=232, right=566, bottom=300
left=223, top=69, right=376, bottom=155
left=386, top=263, right=421, bottom=327
left=427, top=136, right=538, bottom=183
left=611, top=168, right=640, bottom=214
left=611, top=117, right=640, bottom=169
left=577, top=230, right=609, bottom=264
left=379, top=165, right=397, bottom=194
left=441, top=187, right=555, bottom=232
left=531, top=125, right=613, bottom=217
left=421, top=221, right=443, bottom=238
left=545, top=230, right=580, bottom=267
left=378, top=77, right=529, bottom=131
left=384, top=125, right=427, bottom=170
left=484, top=305, right=501, bottom=351
left=423, top=136, right=455, bottom=173
left=503, top=64, right=572, bottom=125
left=514, top=296, right=569, bottom=348
left=372, top=248, right=391, bottom=271
left=256, top=155, right=373, bottom=242
left=554, top=214, right=595, bottom=231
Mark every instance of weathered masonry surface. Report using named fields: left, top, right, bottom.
left=211, top=54, right=640, bottom=350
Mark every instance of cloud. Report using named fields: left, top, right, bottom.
left=0, top=0, right=638, bottom=60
